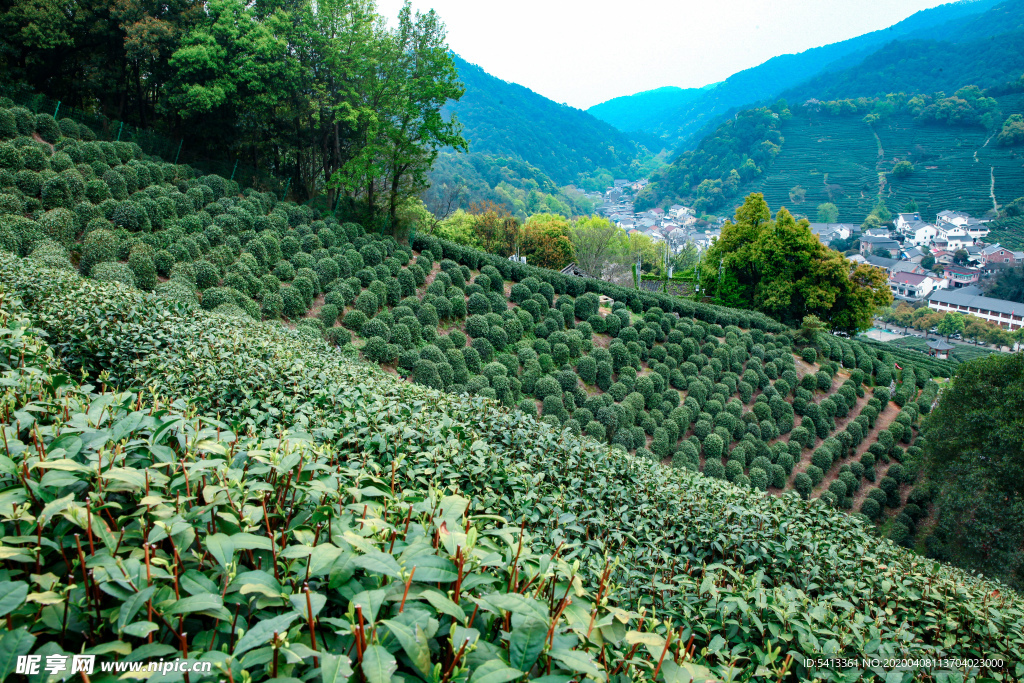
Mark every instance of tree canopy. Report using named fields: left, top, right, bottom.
left=0, top=0, right=466, bottom=226
left=924, top=352, right=1024, bottom=589
left=700, top=194, right=892, bottom=333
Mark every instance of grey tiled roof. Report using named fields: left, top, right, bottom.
left=929, top=289, right=1024, bottom=316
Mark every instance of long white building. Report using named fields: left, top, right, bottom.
left=928, top=286, right=1024, bottom=331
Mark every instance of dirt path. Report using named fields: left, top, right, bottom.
left=845, top=403, right=904, bottom=510
left=779, top=389, right=884, bottom=492
left=989, top=166, right=999, bottom=213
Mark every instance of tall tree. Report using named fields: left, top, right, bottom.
left=816, top=202, right=839, bottom=223
left=937, top=312, right=966, bottom=341
left=923, top=352, right=1024, bottom=589
left=569, top=215, right=625, bottom=278
left=700, top=193, right=892, bottom=333
left=521, top=214, right=573, bottom=270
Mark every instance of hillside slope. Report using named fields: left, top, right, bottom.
left=4, top=252, right=1023, bottom=680
left=589, top=0, right=1002, bottom=150
left=748, top=95, right=1024, bottom=222
left=444, top=55, right=645, bottom=186
left=587, top=85, right=712, bottom=135
left=783, top=2, right=1024, bottom=102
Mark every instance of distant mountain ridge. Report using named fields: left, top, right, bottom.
left=587, top=0, right=1002, bottom=151
left=587, top=85, right=714, bottom=135
left=443, top=54, right=646, bottom=187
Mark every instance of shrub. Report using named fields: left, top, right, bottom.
left=91, top=261, right=136, bottom=288
left=749, top=467, right=769, bottom=491
left=703, top=433, right=724, bottom=459
left=35, top=114, right=61, bottom=143
left=41, top=175, right=72, bottom=210
left=281, top=286, right=307, bottom=318
left=355, top=289, right=379, bottom=317
left=794, top=473, right=813, bottom=499
left=860, top=498, right=881, bottom=520
left=467, top=292, right=491, bottom=315
left=576, top=355, right=597, bottom=384
left=517, top=399, right=538, bottom=417
left=801, top=347, right=817, bottom=364
left=703, top=458, right=725, bottom=479
left=0, top=111, right=16, bottom=139
left=343, top=309, right=369, bottom=332
left=585, top=420, right=606, bottom=441
left=128, top=250, right=157, bottom=291
left=413, top=359, right=443, bottom=390
left=192, top=259, right=219, bottom=290
left=35, top=208, right=76, bottom=249
left=362, top=336, right=393, bottom=363
left=318, top=303, right=340, bottom=328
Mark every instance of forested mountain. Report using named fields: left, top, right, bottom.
left=423, top=55, right=661, bottom=219
left=639, top=0, right=1024, bottom=220
left=587, top=85, right=713, bottom=135
left=444, top=55, right=648, bottom=187
left=782, top=0, right=1024, bottom=101
left=588, top=0, right=1001, bottom=151
left=639, top=85, right=1024, bottom=220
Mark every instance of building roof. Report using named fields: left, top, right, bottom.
left=898, top=212, right=922, bottom=222
left=559, top=263, right=592, bottom=278
left=927, top=339, right=955, bottom=350
left=929, top=289, right=1024, bottom=316
left=865, top=255, right=899, bottom=269
left=943, top=265, right=978, bottom=276
left=890, top=271, right=930, bottom=286
left=891, top=262, right=923, bottom=275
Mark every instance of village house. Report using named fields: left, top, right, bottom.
left=860, top=235, right=901, bottom=258
left=889, top=271, right=946, bottom=300
left=942, top=264, right=981, bottom=289
left=980, top=244, right=1024, bottom=265
left=902, top=247, right=927, bottom=263
left=937, top=210, right=990, bottom=240
left=935, top=222, right=975, bottom=249
left=894, top=212, right=923, bottom=232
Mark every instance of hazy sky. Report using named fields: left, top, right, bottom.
left=375, top=0, right=950, bottom=110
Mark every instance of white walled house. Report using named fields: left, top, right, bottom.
left=905, top=223, right=937, bottom=246
left=889, top=272, right=946, bottom=300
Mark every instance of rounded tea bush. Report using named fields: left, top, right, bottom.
left=91, top=261, right=136, bottom=288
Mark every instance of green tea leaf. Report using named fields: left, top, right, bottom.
left=0, top=628, right=36, bottom=683
left=360, top=645, right=396, bottom=683
left=0, top=582, right=28, bottom=618
left=508, top=620, right=546, bottom=672
left=233, top=611, right=300, bottom=657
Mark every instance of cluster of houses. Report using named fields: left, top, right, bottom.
left=835, top=210, right=1022, bottom=305
left=581, top=182, right=1024, bottom=332
left=596, top=180, right=726, bottom=254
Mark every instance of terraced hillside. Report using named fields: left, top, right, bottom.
left=3, top=255, right=1023, bottom=681
left=0, top=101, right=965, bottom=549
left=1, top=103, right=1023, bottom=679
left=746, top=93, right=1024, bottom=221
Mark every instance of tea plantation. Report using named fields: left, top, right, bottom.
left=747, top=93, right=1024, bottom=222
left=1, top=105, right=1023, bottom=681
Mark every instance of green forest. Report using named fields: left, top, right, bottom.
left=641, top=81, right=1024, bottom=222
left=0, top=0, right=466, bottom=228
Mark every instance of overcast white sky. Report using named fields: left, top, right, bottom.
left=375, top=0, right=950, bottom=110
